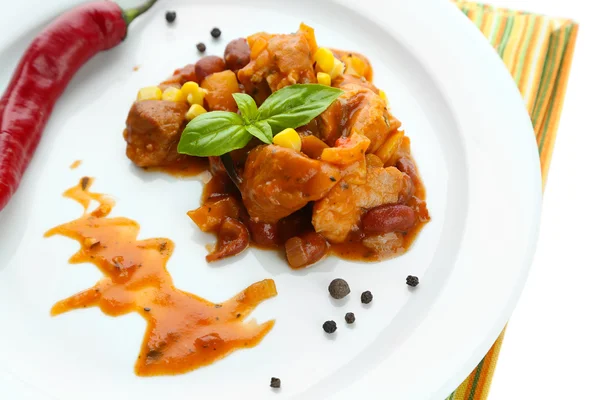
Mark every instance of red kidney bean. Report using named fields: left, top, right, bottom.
left=248, top=220, right=279, bottom=247
left=194, top=56, right=226, bottom=83
left=284, top=232, right=328, bottom=269
left=397, top=157, right=420, bottom=185
left=224, top=38, right=251, bottom=72
left=362, top=204, right=416, bottom=234
left=206, top=217, right=249, bottom=262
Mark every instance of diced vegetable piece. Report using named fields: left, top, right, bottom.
left=375, top=130, right=404, bottom=166
left=317, top=72, right=331, bottom=86
left=201, top=70, right=240, bottom=111
left=315, top=47, right=335, bottom=72
left=185, top=104, right=207, bottom=120
left=298, top=23, right=318, bottom=58
left=379, top=89, right=389, bottom=106
left=301, top=135, right=329, bottom=159
left=321, top=134, right=370, bottom=165
left=250, top=36, right=269, bottom=59
left=329, top=58, right=345, bottom=79
left=137, top=86, right=162, bottom=101
left=284, top=232, right=328, bottom=269
left=187, top=197, right=241, bottom=233
left=343, top=55, right=367, bottom=77
left=161, top=87, right=185, bottom=102
left=273, top=128, right=302, bottom=152
left=206, top=217, right=250, bottom=262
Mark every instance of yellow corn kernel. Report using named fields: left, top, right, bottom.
left=379, top=89, right=389, bottom=106
left=187, top=87, right=208, bottom=105
left=317, top=72, right=331, bottom=86
left=162, top=87, right=185, bottom=102
left=329, top=58, right=345, bottom=80
left=137, top=86, right=162, bottom=101
left=186, top=104, right=207, bottom=120
left=344, top=55, right=367, bottom=77
left=273, top=128, right=301, bottom=152
left=181, top=81, right=200, bottom=97
left=315, top=47, right=335, bottom=73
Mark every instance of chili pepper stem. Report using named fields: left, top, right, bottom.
left=122, top=0, right=158, bottom=26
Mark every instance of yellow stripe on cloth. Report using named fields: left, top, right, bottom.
left=447, top=2, right=578, bottom=400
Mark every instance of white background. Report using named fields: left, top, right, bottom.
left=484, top=1, right=600, bottom=399
left=0, top=1, right=598, bottom=399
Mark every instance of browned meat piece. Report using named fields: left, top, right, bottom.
left=241, top=145, right=341, bottom=223
left=354, top=166, right=405, bottom=208
left=317, top=75, right=400, bottom=152
left=159, top=64, right=197, bottom=90
left=311, top=181, right=361, bottom=243
left=312, top=164, right=407, bottom=243
left=238, top=31, right=317, bottom=95
left=124, top=100, right=189, bottom=167
left=334, top=73, right=379, bottom=93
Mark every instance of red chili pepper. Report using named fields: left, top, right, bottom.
left=0, top=0, right=157, bottom=211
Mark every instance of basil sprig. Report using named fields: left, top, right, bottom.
left=177, top=84, right=343, bottom=157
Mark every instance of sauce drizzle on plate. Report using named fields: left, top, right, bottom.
left=45, top=177, right=277, bottom=376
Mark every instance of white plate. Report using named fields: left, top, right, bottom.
left=0, top=0, right=541, bottom=399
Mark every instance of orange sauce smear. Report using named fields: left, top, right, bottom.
left=45, top=177, right=277, bottom=376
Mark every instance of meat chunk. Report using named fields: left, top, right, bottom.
left=241, top=145, right=341, bottom=223
left=354, top=166, right=405, bottom=208
left=238, top=30, right=317, bottom=95
left=159, top=64, right=197, bottom=90
left=124, top=100, right=189, bottom=167
left=317, top=76, right=400, bottom=152
left=312, top=165, right=407, bottom=243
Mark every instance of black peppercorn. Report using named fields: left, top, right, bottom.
left=270, top=377, right=281, bottom=388
left=165, top=11, right=176, bottom=23
left=322, top=320, right=337, bottom=334
left=406, top=275, right=419, bottom=287
left=328, top=278, right=351, bottom=299
left=361, top=291, right=373, bottom=304
left=196, top=42, right=206, bottom=53
left=210, top=27, right=222, bottom=38
left=345, top=312, right=355, bottom=324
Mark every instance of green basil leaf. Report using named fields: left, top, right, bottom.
left=232, top=93, right=258, bottom=124
left=177, top=111, right=251, bottom=157
left=246, top=120, right=273, bottom=144
left=256, top=84, right=343, bottom=134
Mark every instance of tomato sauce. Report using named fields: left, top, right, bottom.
left=146, top=156, right=208, bottom=177
left=191, top=164, right=429, bottom=266
left=46, top=177, right=277, bottom=376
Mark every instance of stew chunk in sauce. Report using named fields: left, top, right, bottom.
left=123, top=23, right=430, bottom=268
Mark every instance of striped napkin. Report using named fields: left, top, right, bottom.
left=447, top=2, right=578, bottom=399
